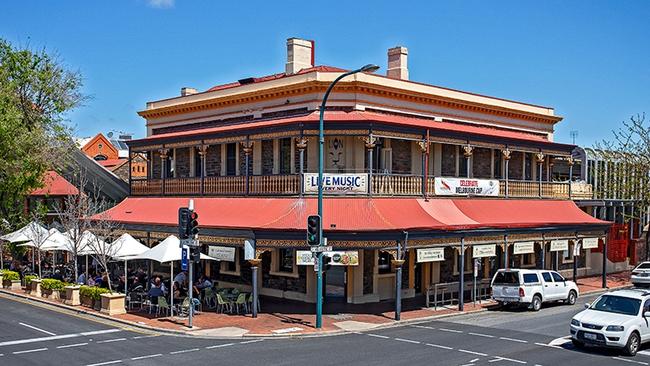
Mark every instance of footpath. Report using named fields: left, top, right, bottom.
left=0, top=272, right=631, bottom=338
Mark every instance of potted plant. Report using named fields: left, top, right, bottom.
left=27, top=276, right=41, bottom=296
left=64, top=285, right=81, bottom=306
left=79, top=286, right=110, bottom=310
left=2, top=270, right=21, bottom=290
left=41, top=279, right=66, bottom=300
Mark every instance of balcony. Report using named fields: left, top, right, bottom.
left=131, top=174, right=591, bottom=200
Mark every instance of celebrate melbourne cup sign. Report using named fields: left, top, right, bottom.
left=434, top=177, right=499, bottom=196
left=304, top=173, right=368, bottom=194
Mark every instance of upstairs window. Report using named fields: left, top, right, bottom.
left=279, top=138, right=292, bottom=174
left=226, top=143, right=237, bottom=176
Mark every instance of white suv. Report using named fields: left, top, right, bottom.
left=491, top=269, right=579, bottom=311
left=570, top=289, right=650, bottom=356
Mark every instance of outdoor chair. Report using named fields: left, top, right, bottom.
left=146, top=296, right=159, bottom=315
left=247, top=293, right=260, bottom=313
left=178, top=297, right=203, bottom=317
left=234, top=293, right=248, bottom=314
left=156, top=297, right=172, bottom=317
left=126, top=292, right=143, bottom=311
left=203, top=288, right=217, bottom=310
left=216, top=293, right=232, bottom=314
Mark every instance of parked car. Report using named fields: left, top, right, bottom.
left=491, top=269, right=579, bottom=311
left=570, top=289, right=650, bottom=356
left=631, top=262, right=650, bottom=287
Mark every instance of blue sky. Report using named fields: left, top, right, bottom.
left=1, top=1, right=648, bottom=146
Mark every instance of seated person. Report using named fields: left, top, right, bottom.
left=193, top=275, right=212, bottom=297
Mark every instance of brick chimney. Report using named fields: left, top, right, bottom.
left=181, top=87, right=198, bottom=96
left=285, top=38, right=314, bottom=75
left=387, top=46, right=408, bottom=80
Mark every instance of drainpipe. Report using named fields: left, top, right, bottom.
left=504, top=234, right=509, bottom=269
left=459, top=236, right=465, bottom=312
left=540, top=233, right=546, bottom=270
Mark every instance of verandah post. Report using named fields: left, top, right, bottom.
left=459, top=237, right=465, bottom=312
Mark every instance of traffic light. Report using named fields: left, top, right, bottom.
left=322, top=255, right=332, bottom=272
left=189, top=211, right=199, bottom=237
left=307, top=215, right=321, bottom=246
left=178, top=208, right=190, bottom=240
left=191, top=247, right=201, bottom=264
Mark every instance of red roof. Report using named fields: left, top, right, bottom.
left=135, top=110, right=564, bottom=148
left=207, top=66, right=347, bottom=92
left=30, top=171, right=79, bottom=196
left=100, top=197, right=606, bottom=233
left=98, top=158, right=127, bottom=169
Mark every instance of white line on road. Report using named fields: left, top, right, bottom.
left=411, top=325, right=436, bottom=330
left=96, top=338, right=127, bottom=344
left=367, top=334, right=390, bottom=339
left=131, top=354, right=162, bottom=361
left=86, top=360, right=122, bottom=366
left=19, top=322, right=56, bottom=336
left=239, top=339, right=263, bottom=344
left=205, top=343, right=234, bottom=349
left=638, top=351, right=650, bottom=356
left=439, top=328, right=463, bottom=333
left=425, top=343, right=453, bottom=350
left=131, top=335, right=158, bottom=340
left=394, top=338, right=421, bottom=344
left=534, top=342, right=562, bottom=349
left=468, top=332, right=495, bottom=338
left=491, top=356, right=527, bottom=364
left=612, top=357, right=649, bottom=365
left=57, top=342, right=88, bottom=349
left=0, top=329, right=120, bottom=347
left=13, top=348, right=48, bottom=354
left=169, top=348, right=199, bottom=355
left=458, top=349, right=488, bottom=357
left=499, top=337, right=528, bottom=343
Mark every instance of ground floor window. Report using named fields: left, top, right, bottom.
left=522, top=253, right=536, bottom=267
left=453, top=249, right=473, bottom=275
left=220, top=248, right=240, bottom=276
left=378, top=251, right=393, bottom=274
left=270, top=249, right=299, bottom=277
left=562, top=244, right=574, bottom=264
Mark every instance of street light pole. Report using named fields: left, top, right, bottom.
left=316, top=64, right=379, bottom=329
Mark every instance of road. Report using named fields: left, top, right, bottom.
left=1, top=291, right=649, bottom=366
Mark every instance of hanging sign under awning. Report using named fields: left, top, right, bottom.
left=473, top=244, right=496, bottom=258
left=550, top=240, right=569, bottom=252
left=296, top=250, right=359, bottom=266
left=208, top=245, right=236, bottom=262
left=434, top=177, right=499, bottom=196
left=582, top=237, right=600, bottom=249
left=416, top=248, right=445, bottom=263
left=303, top=173, right=368, bottom=194
left=513, top=241, right=535, bottom=255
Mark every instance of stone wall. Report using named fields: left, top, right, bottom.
left=205, top=145, right=221, bottom=176
left=441, top=144, right=456, bottom=176
left=508, top=151, right=524, bottom=180
left=392, top=140, right=412, bottom=174
left=473, top=148, right=492, bottom=178
left=363, top=250, right=374, bottom=295
left=175, top=147, right=190, bottom=178
left=262, top=140, right=274, bottom=175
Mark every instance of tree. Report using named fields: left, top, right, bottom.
left=25, top=213, right=54, bottom=278
left=593, top=113, right=650, bottom=223
left=0, top=38, right=84, bottom=227
left=84, top=212, right=123, bottom=293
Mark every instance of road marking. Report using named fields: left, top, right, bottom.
left=19, top=322, right=56, bottom=336
left=469, top=332, right=495, bottom=338
left=490, top=356, right=527, bottom=364
left=439, top=328, right=463, bottom=333
left=612, top=357, right=649, bottom=365
left=534, top=342, right=562, bottom=349
left=411, top=325, right=436, bottom=330
left=471, top=359, right=479, bottom=363
left=131, top=335, right=158, bottom=340
left=86, top=361, right=122, bottom=366
left=459, top=349, right=488, bottom=356
left=205, top=343, right=234, bottom=349
left=367, top=334, right=390, bottom=339
left=394, top=338, right=421, bottom=344
left=239, top=339, right=263, bottom=344
left=425, top=343, right=453, bottom=350
left=57, top=342, right=88, bottom=349
left=548, top=336, right=571, bottom=347
left=96, top=338, right=127, bottom=344
left=499, top=337, right=528, bottom=343
left=13, top=348, right=48, bottom=354
left=131, top=354, right=162, bottom=361
left=170, top=348, right=199, bottom=355
left=0, top=329, right=120, bottom=347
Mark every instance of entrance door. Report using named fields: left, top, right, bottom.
left=325, top=266, right=346, bottom=302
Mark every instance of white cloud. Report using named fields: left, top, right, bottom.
left=147, top=0, right=174, bottom=9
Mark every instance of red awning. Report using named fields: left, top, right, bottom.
left=100, top=197, right=607, bottom=233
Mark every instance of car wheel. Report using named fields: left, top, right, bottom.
left=571, top=339, right=584, bottom=349
left=623, top=332, right=640, bottom=357
left=530, top=295, right=542, bottom=312
left=565, top=290, right=577, bottom=305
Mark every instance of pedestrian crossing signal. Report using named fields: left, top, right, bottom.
left=307, top=215, right=321, bottom=246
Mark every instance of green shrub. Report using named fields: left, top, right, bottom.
left=41, top=279, right=66, bottom=291
left=79, top=285, right=110, bottom=301
left=24, top=275, right=38, bottom=287
left=1, top=270, right=20, bottom=281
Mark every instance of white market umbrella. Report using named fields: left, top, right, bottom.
left=111, top=233, right=149, bottom=294
left=18, top=229, right=73, bottom=268
left=0, top=221, right=48, bottom=243
left=133, top=235, right=215, bottom=316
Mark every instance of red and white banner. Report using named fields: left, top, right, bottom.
left=434, top=177, right=500, bottom=196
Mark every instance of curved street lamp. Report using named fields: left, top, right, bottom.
left=315, top=64, right=380, bottom=328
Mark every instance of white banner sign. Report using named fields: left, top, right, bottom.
left=296, top=250, right=359, bottom=266
left=303, top=173, right=368, bottom=194
left=513, top=241, right=535, bottom=255
left=550, top=240, right=569, bottom=252
left=582, top=237, right=600, bottom=249
left=434, top=177, right=499, bottom=196
left=417, top=248, right=445, bottom=263
left=208, top=246, right=236, bottom=262
left=473, top=244, right=496, bottom=258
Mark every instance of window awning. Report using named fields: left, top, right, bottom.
left=99, top=197, right=608, bottom=234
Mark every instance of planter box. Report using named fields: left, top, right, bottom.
left=4, top=280, right=21, bottom=291
left=64, top=286, right=80, bottom=306
left=81, top=294, right=94, bottom=308
left=100, top=293, right=126, bottom=316
left=30, top=279, right=42, bottom=297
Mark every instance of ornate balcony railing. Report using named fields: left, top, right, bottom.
left=131, top=174, right=591, bottom=200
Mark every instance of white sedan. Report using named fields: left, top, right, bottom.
left=631, top=262, right=650, bottom=287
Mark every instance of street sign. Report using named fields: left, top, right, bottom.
left=313, top=255, right=319, bottom=272
left=311, top=246, right=333, bottom=252
left=180, top=238, right=193, bottom=248
left=181, top=247, right=188, bottom=271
